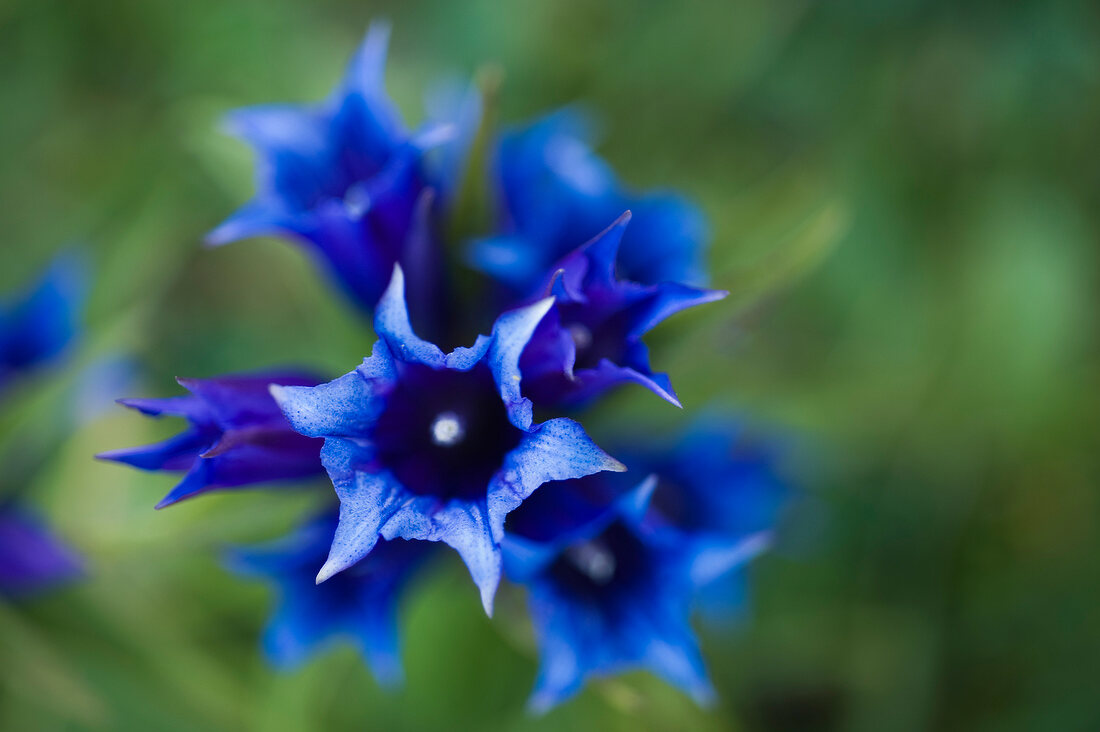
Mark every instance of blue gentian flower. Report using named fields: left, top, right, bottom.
left=520, top=212, right=726, bottom=408
left=639, top=418, right=787, bottom=543
left=503, top=474, right=742, bottom=712
left=471, top=109, right=709, bottom=294
left=271, top=265, right=625, bottom=614
left=226, top=513, right=433, bottom=684
left=627, top=418, right=787, bottom=620
left=0, top=507, right=82, bottom=597
left=0, top=251, right=86, bottom=391
left=98, top=372, right=325, bottom=508
left=207, top=23, right=456, bottom=317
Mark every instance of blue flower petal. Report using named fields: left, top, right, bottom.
left=526, top=589, right=594, bottom=713
left=688, top=531, right=772, bottom=588
left=628, top=281, right=728, bottom=339
left=373, top=265, right=447, bottom=367
left=115, top=395, right=208, bottom=420
left=574, top=358, right=681, bottom=408
left=226, top=514, right=429, bottom=685
left=624, top=600, right=716, bottom=706
left=272, top=366, right=388, bottom=439
left=0, top=249, right=87, bottom=386
left=489, top=417, right=626, bottom=539
left=205, top=200, right=298, bottom=247
left=417, top=499, right=499, bottom=615
left=155, top=460, right=214, bottom=509
left=0, top=508, right=82, bottom=596
left=314, top=439, right=414, bottom=583
left=501, top=534, right=559, bottom=583
left=96, top=428, right=214, bottom=473
left=487, top=297, right=555, bottom=430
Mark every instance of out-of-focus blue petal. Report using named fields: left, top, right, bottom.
left=621, top=194, right=709, bottom=286
left=208, top=23, right=445, bottom=316
left=473, top=109, right=709, bottom=294
left=506, top=475, right=720, bottom=711
left=0, top=250, right=87, bottom=389
left=422, top=76, right=482, bottom=203
left=226, top=513, right=431, bottom=684
left=0, top=508, right=82, bottom=596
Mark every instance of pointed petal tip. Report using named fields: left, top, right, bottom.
left=529, top=295, right=556, bottom=321
left=315, top=559, right=341, bottom=584
left=526, top=694, right=553, bottom=716
left=203, top=225, right=232, bottom=248
left=366, top=18, right=393, bottom=43
left=154, top=494, right=177, bottom=510
left=377, top=263, right=406, bottom=313
left=480, top=585, right=496, bottom=618
left=93, top=448, right=125, bottom=464
left=702, top=288, right=729, bottom=305
left=607, top=455, right=628, bottom=472
left=620, top=474, right=658, bottom=522
left=267, top=383, right=289, bottom=405
left=174, top=376, right=200, bottom=392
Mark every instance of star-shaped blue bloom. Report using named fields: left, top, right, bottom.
left=0, top=506, right=82, bottom=597
left=98, top=372, right=325, bottom=508
left=207, top=23, right=459, bottom=317
left=471, top=109, right=709, bottom=295
left=0, top=250, right=86, bottom=392
left=503, top=474, right=744, bottom=712
left=225, top=513, right=433, bottom=685
left=520, top=212, right=727, bottom=409
left=271, top=265, right=625, bottom=615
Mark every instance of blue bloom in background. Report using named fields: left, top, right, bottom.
left=520, top=213, right=726, bottom=408
left=98, top=372, right=325, bottom=508
left=504, top=475, right=746, bottom=712
left=631, top=418, right=788, bottom=620
left=0, top=507, right=82, bottom=598
left=272, top=266, right=624, bottom=614
left=471, top=109, right=709, bottom=295
left=226, top=513, right=434, bottom=684
left=208, top=23, right=460, bottom=318
left=0, top=250, right=86, bottom=392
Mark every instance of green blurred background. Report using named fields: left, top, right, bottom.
left=1, top=1, right=1098, bottom=730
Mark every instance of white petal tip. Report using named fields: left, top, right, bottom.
left=480, top=588, right=496, bottom=618
left=315, top=561, right=340, bottom=584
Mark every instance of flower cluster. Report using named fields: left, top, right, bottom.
left=102, top=24, right=788, bottom=710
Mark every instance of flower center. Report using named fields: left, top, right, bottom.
left=370, top=363, right=521, bottom=501
left=567, top=323, right=593, bottom=352
left=430, top=411, right=466, bottom=447
left=342, top=182, right=372, bottom=218
left=564, top=540, right=616, bottom=585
